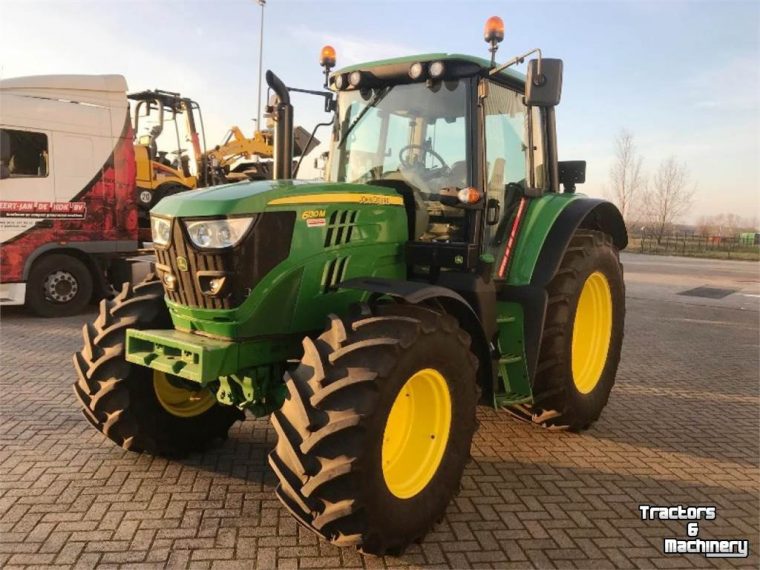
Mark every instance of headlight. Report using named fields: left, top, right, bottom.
left=183, top=217, right=256, bottom=249
left=349, top=70, right=363, bottom=87
left=429, top=61, right=445, bottom=79
left=409, top=62, right=424, bottom=80
left=151, top=216, right=172, bottom=246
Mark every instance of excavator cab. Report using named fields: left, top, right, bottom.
left=128, top=89, right=209, bottom=224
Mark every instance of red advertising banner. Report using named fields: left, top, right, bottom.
left=0, top=201, right=87, bottom=219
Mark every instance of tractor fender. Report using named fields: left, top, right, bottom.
left=498, top=197, right=627, bottom=384
left=339, top=277, right=493, bottom=400
left=531, top=197, right=627, bottom=288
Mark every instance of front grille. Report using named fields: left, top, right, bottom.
left=155, top=212, right=295, bottom=310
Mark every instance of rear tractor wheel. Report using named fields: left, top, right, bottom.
left=269, top=303, right=479, bottom=555
left=524, top=230, right=625, bottom=431
left=72, top=274, right=243, bottom=456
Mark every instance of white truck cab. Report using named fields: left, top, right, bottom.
left=0, top=75, right=140, bottom=316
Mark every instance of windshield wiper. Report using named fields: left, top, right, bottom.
left=339, top=86, right=391, bottom=147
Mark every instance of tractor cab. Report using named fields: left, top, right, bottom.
left=326, top=54, right=544, bottom=265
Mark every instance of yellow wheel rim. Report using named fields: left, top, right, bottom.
left=571, top=271, right=613, bottom=394
left=153, top=370, right=216, bottom=418
left=382, top=368, right=452, bottom=499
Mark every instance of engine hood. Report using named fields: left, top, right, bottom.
left=151, top=179, right=403, bottom=218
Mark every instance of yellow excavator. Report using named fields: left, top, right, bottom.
left=207, top=124, right=318, bottom=183
left=206, top=127, right=273, bottom=182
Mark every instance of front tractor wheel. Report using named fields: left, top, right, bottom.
left=527, top=230, right=625, bottom=431
left=269, top=303, right=479, bottom=555
left=72, top=275, right=243, bottom=456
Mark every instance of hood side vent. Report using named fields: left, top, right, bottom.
left=324, top=210, right=358, bottom=247
left=321, top=256, right=349, bottom=293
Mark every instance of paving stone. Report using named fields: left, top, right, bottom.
left=0, top=291, right=757, bottom=568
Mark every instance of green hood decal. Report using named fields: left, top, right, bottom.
left=152, top=179, right=402, bottom=218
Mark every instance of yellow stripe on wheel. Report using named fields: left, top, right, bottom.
left=571, top=271, right=613, bottom=394
left=382, top=368, right=452, bottom=499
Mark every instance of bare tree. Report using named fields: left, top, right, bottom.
left=643, top=157, right=695, bottom=243
left=607, top=129, right=645, bottom=223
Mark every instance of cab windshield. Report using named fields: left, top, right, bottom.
left=327, top=80, right=470, bottom=241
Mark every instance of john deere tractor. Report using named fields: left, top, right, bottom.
left=73, top=17, right=626, bottom=555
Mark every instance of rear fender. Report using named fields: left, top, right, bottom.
left=499, top=197, right=627, bottom=382
left=532, top=198, right=627, bottom=288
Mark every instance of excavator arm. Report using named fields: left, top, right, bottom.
left=207, top=128, right=274, bottom=169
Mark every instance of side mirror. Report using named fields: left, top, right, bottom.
left=525, top=58, right=563, bottom=107
left=558, top=160, right=586, bottom=193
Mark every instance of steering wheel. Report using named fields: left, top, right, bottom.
left=398, top=144, right=449, bottom=171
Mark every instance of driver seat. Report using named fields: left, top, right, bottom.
left=370, top=177, right=429, bottom=240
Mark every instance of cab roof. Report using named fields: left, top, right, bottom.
left=333, top=53, right=526, bottom=85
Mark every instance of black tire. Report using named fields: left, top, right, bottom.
left=26, top=254, right=94, bottom=318
left=72, top=274, right=243, bottom=456
left=528, top=230, right=625, bottom=431
left=269, top=303, right=479, bottom=555
left=155, top=183, right=186, bottom=205
left=138, top=183, right=185, bottom=211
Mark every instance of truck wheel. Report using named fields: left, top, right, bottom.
left=269, top=303, right=479, bottom=555
left=26, top=254, right=94, bottom=317
left=531, top=230, right=625, bottom=431
left=72, top=275, right=243, bottom=456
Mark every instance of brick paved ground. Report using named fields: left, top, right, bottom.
left=1, top=271, right=758, bottom=568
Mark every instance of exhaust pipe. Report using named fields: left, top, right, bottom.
left=265, top=70, right=293, bottom=180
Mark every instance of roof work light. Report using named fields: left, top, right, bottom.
left=320, top=45, right=336, bottom=68
left=320, top=45, right=336, bottom=87
left=484, top=16, right=505, bottom=66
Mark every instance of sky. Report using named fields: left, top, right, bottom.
left=1, top=0, right=758, bottom=224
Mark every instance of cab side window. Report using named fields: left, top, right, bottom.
left=0, top=129, right=49, bottom=179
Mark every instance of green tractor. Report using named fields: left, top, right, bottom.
left=73, top=17, right=626, bottom=555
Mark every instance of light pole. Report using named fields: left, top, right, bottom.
left=255, top=0, right=266, bottom=130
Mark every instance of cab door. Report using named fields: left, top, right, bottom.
left=480, top=80, right=547, bottom=268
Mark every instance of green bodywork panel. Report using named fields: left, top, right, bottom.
left=152, top=180, right=408, bottom=340
left=505, top=192, right=582, bottom=285
left=334, top=52, right=526, bottom=85
left=493, top=302, right=532, bottom=406
left=488, top=192, right=585, bottom=403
